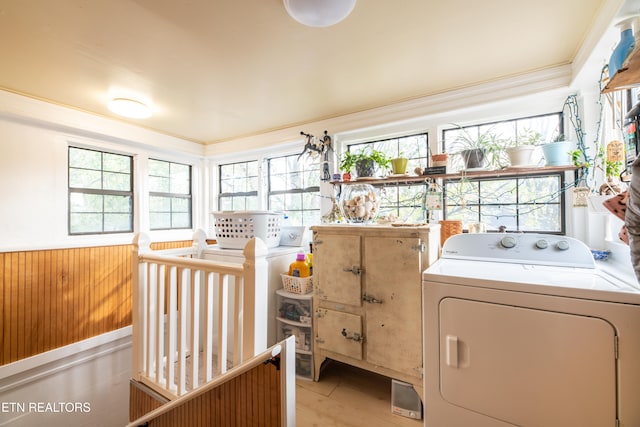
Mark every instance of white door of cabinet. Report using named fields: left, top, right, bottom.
left=314, top=234, right=362, bottom=306
left=364, top=236, right=423, bottom=377
left=439, top=297, right=616, bottom=427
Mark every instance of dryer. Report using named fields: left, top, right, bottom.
left=422, top=233, right=640, bottom=427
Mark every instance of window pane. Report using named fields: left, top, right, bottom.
left=104, top=195, right=131, bottom=213
left=149, top=175, right=170, bottom=193
left=172, top=213, right=191, bottom=228
left=150, top=212, right=171, bottom=229
left=69, top=168, right=101, bottom=189
left=70, top=213, right=103, bottom=233
left=70, top=192, right=102, bottom=212
left=104, top=171, right=131, bottom=191
left=150, top=195, right=171, bottom=211
left=103, top=153, right=131, bottom=173
left=69, top=147, right=101, bottom=169
left=104, top=213, right=132, bottom=232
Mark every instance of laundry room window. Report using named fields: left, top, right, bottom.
left=148, top=159, right=192, bottom=230
left=441, top=113, right=566, bottom=233
left=345, top=133, right=429, bottom=222
left=218, top=160, right=259, bottom=211
left=267, top=153, right=321, bottom=225
left=68, top=146, right=133, bottom=234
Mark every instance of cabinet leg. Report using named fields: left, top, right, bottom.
left=313, top=354, right=325, bottom=381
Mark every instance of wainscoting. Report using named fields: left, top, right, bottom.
left=0, top=240, right=191, bottom=365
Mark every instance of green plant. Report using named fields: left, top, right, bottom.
left=449, top=124, right=500, bottom=152
left=570, top=149, right=589, bottom=168
left=449, top=124, right=505, bottom=169
left=514, top=128, right=543, bottom=146
left=339, top=147, right=391, bottom=173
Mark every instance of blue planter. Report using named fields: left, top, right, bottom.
left=609, top=18, right=636, bottom=78
left=542, top=142, right=572, bottom=166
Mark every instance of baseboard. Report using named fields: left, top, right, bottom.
left=0, top=326, right=132, bottom=393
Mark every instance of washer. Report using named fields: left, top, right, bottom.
left=422, top=233, right=640, bottom=427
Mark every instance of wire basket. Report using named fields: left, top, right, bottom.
left=439, top=220, right=463, bottom=247
left=212, top=211, right=282, bottom=249
left=281, top=274, right=313, bottom=294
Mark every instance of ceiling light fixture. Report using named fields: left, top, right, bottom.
left=108, top=98, right=152, bottom=119
left=283, top=0, right=356, bottom=27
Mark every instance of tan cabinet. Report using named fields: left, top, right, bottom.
left=311, top=224, right=440, bottom=393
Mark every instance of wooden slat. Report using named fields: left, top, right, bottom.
left=129, top=361, right=281, bottom=426
left=0, top=240, right=192, bottom=365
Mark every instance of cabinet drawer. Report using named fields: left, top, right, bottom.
left=277, top=296, right=312, bottom=324
left=316, top=308, right=363, bottom=360
left=296, top=353, right=313, bottom=379
left=277, top=320, right=312, bottom=352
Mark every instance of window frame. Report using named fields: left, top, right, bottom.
left=344, top=132, right=430, bottom=222
left=217, top=160, right=260, bottom=211
left=68, top=146, right=134, bottom=235
left=148, top=158, right=193, bottom=231
left=440, top=112, right=567, bottom=233
left=266, top=153, right=321, bottom=226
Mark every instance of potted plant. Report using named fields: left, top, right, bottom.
left=340, top=147, right=391, bottom=179
left=542, top=133, right=573, bottom=166
left=505, top=128, right=542, bottom=167
left=450, top=125, right=502, bottom=170
left=390, top=152, right=408, bottom=175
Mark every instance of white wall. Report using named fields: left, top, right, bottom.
left=0, top=90, right=205, bottom=251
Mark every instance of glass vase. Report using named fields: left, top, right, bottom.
left=340, top=183, right=380, bottom=223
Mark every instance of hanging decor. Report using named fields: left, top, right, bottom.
left=297, top=130, right=333, bottom=181
left=572, top=186, right=591, bottom=207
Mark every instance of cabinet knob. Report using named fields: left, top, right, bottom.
left=342, top=265, right=362, bottom=275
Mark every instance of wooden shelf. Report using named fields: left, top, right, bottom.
left=331, top=165, right=578, bottom=186
left=603, top=45, right=640, bottom=93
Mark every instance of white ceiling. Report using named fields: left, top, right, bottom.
left=0, top=0, right=612, bottom=144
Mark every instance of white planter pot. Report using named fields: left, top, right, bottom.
left=506, top=145, right=537, bottom=167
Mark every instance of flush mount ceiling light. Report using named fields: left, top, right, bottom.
left=108, top=98, right=152, bottom=119
left=284, top=0, right=356, bottom=27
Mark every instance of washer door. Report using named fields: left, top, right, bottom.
left=439, top=298, right=616, bottom=427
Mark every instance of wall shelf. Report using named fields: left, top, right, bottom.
left=331, top=165, right=578, bottom=186
left=603, top=45, right=640, bottom=93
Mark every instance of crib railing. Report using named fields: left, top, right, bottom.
left=131, top=230, right=269, bottom=399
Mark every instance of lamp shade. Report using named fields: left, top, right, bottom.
left=284, top=0, right=356, bottom=27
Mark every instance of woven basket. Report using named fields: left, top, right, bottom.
left=439, top=220, right=463, bottom=247
left=281, top=274, right=313, bottom=294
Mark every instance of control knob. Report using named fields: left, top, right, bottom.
left=556, top=240, right=570, bottom=251
left=535, top=239, right=548, bottom=249
left=500, top=235, right=517, bottom=249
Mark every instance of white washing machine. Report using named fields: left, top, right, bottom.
left=422, top=233, right=640, bottom=427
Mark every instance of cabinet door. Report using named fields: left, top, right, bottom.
left=364, top=236, right=423, bottom=377
left=314, top=233, right=362, bottom=306
left=316, top=308, right=363, bottom=360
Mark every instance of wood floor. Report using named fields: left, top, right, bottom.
left=296, top=360, right=423, bottom=427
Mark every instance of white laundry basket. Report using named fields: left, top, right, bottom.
left=212, top=211, right=282, bottom=249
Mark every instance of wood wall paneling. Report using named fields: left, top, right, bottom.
left=0, top=240, right=192, bottom=365
left=129, top=360, right=281, bottom=426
